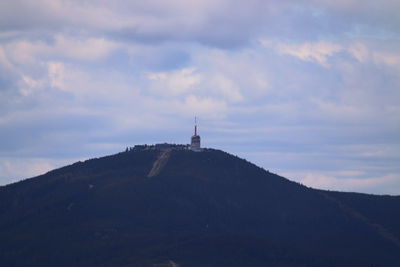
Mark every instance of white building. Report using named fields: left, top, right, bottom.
left=190, top=119, right=201, bottom=151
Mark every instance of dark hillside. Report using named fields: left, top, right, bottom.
left=0, top=145, right=399, bottom=266
left=323, top=190, right=400, bottom=246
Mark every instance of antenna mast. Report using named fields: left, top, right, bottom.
left=194, top=116, right=197, bottom=136
left=190, top=116, right=201, bottom=151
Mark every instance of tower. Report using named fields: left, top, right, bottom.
left=190, top=117, right=201, bottom=151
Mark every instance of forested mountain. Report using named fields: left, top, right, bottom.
left=1, top=145, right=399, bottom=266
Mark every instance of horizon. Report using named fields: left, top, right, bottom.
left=0, top=0, right=399, bottom=195
left=2, top=142, right=398, bottom=197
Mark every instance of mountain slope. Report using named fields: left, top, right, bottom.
left=0, top=145, right=399, bottom=266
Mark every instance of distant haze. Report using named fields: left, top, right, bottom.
left=0, top=0, right=399, bottom=194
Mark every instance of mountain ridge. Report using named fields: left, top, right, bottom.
left=1, top=144, right=399, bottom=266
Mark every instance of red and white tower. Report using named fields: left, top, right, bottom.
left=190, top=117, right=201, bottom=151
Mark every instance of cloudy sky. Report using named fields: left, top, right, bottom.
left=1, top=0, right=399, bottom=194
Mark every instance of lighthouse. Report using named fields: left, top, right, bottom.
left=190, top=117, right=201, bottom=151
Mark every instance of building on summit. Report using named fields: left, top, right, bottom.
left=190, top=117, right=201, bottom=151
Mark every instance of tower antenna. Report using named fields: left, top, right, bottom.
left=190, top=116, right=201, bottom=151
left=194, top=116, right=197, bottom=136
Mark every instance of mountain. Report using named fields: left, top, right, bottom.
left=0, top=144, right=400, bottom=266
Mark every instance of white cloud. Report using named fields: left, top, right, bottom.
left=261, top=40, right=343, bottom=67
left=192, top=48, right=271, bottom=101
left=4, top=35, right=118, bottom=64
left=207, top=74, right=243, bottom=103
left=309, top=98, right=368, bottom=123
left=0, top=157, right=75, bottom=186
left=347, top=42, right=369, bottom=62
left=262, top=39, right=400, bottom=68
left=146, top=63, right=245, bottom=103
left=19, top=75, right=45, bottom=96
left=53, top=35, right=118, bottom=61
left=147, top=67, right=201, bottom=97
left=4, top=40, right=47, bottom=64
left=48, top=61, right=65, bottom=89
left=181, top=95, right=228, bottom=118
left=0, top=47, right=15, bottom=72
left=347, top=41, right=400, bottom=66
left=284, top=171, right=400, bottom=195
left=372, top=52, right=400, bottom=66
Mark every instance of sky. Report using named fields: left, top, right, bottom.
left=0, top=0, right=399, bottom=195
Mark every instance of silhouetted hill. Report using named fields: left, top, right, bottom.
left=0, top=145, right=399, bottom=266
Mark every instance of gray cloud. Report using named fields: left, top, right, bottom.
left=1, top=0, right=398, bottom=47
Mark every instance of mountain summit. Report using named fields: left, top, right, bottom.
left=1, top=144, right=400, bottom=266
